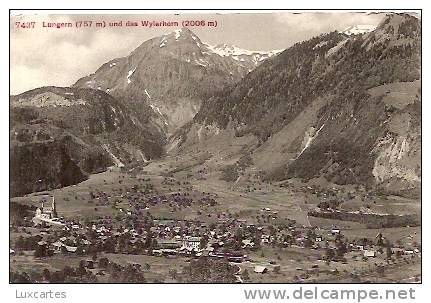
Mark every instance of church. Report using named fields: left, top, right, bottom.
left=33, top=196, right=59, bottom=225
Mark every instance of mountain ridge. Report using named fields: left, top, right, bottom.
left=172, top=13, right=421, bottom=196
left=10, top=86, right=165, bottom=196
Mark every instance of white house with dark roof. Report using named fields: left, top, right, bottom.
left=182, top=236, right=201, bottom=250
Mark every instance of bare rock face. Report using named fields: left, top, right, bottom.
left=175, top=13, right=421, bottom=195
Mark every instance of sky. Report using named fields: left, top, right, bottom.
left=10, top=11, right=399, bottom=95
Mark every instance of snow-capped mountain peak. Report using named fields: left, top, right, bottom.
left=203, top=42, right=283, bottom=66
left=205, top=42, right=282, bottom=57
left=157, top=28, right=283, bottom=62
left=159, top=27, right=203, bottom=48
left=206, top=43, right=254, bottom=56
left=342, top=24, right=377, bottom=35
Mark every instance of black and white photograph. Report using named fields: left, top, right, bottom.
left=6, top=5, right=426, bottom=301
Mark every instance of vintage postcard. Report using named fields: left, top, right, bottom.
left=9, top=9, right=421, bottom=292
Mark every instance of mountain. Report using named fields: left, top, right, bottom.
left=10, top=86, right=165, bottom=196
left=73, top=28, right=281, bottom=133
left=172, top=13, right=421, bottom=196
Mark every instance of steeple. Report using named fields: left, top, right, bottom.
left=52, top=196, right=57, bottom=218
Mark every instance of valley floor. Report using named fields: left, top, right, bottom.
left=10, top=156, right=421, bottom=283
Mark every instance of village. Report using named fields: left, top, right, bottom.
left=10, top=170, right=421, bottom=283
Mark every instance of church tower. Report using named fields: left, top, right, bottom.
left=51, top=196, right=58, bottom=218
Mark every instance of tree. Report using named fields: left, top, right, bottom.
left=200, top=234, right=209, bottom=249
left=351, top=273, right=361, bottom=282
left=63, top=266, right=75, bottom=278
left=144, top=232, right=154, bottom=248
left=376, top=233, right=384, bottom=246
left=98, top=257, right=109, bottom=269
left=325, top=248, right=335, bottom=261
left=10, top=271, right=31, bottom=283
left=121, top=264, right=146, bottom=283
left=242, top=269, right=250, bottom=281
left=220, top=165, right=239, bottom=182
left=77, top=260, right=87, bottom=276
left=50, top=271, right=65, bottom=283
left=169, top=268, right=178, bottom=279
left=336, top=241, right=347, bottom=258
left=34, top=244, right=47, bottom=258
left=183, top=258, right=237, bottom=283
left=42, top=268, right=51, bottom=282
left=253, top=234, right=262, bottom=249
left=144, top=263, right=151, bottom=271
left=376, top=265, right=385, bottom=277
left=385, top=240, right=393, bottom=260
left=76, top=245, right=85, bottom=256
left=303, top=237, right=313, bottom=248
left=15, top=236, right=25, bottom=251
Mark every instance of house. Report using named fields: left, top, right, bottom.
left=182, top=236, right=201, bottom=250
left=82, top=239, right=92, bottom=245
left=331, top=229, right=340, bottom=235
left=241, top=239, right=254, bottom=248
left=157, top=239, right=182, bottom=249
left=261, top=234, right=270, bottom=244
left=65, top=246, right=78, bottom=253
left=96, top=270, right=106, bottom=276
left=84, top=260, right=96, bottom=269
left=52, top=241, right=64, bottom=253
left=363, top=250, right=376, bottom=258
left=227, top=251, right=250, bottom=263
left=254, top=265, right=268, bottom=274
